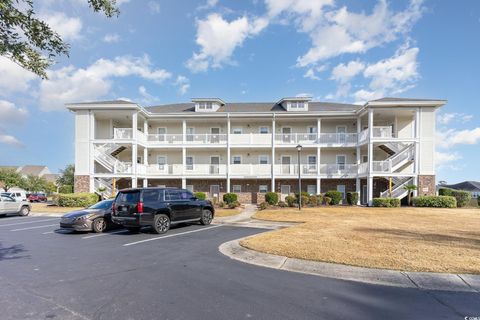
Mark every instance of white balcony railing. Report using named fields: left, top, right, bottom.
left=372, top=126, right=393, bottom=138
left=274, top=164, right=318, bottom=176
left=230, top=134, right=272, bottom=145
left=230, top=164, right=271, bottom=176
left=274, top=133, right=317, bottom=144
left=358, top=129, right=369, bottom=144
left=319, top=164, right=357, bottom=176
left=147, top=134, right=183, bottom=144
left=114, top=128, right=133, bottom=139
left=318, top=133, right=357, bottom=144
left=186, top=134, right=227, bottom=144
left=183, top=164, right=227, bottom=175
left=358, top=162, right=368, bottom=174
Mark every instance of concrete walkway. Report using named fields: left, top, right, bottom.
left=219, top=239, right=480, bottom=292
left=214, top=204, right=295, bottom=229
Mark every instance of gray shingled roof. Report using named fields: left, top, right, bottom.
left=18, top=165, right=50, bottom=176
left=371, top=97, right=445, bottom=102
left=146, top=101, right=360, bottom=114
left=443, top=181, right=480, bottom=192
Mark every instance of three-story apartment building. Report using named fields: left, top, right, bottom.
left=67, top=97, right=445, bottom=205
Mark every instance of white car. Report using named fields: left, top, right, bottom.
left=1, top=191, right=27, bottom=202
left=0, top=194, right=31, bottom=216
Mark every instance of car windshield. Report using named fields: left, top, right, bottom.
left=88, top=200, right=113, bottom=210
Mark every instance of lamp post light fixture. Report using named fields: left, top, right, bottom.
left=296, top=144, right=303, bottom=211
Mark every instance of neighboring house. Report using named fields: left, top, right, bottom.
left=441, top=181, right=480, bottom=198
left=67, top=97, right=445, bottom=205
left=0, top=165, right=59, bottom=191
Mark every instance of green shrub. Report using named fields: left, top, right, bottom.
left=308, top=195, right=318, bottom=207
left=412, top=196, right=456, bottom=208
left=57, top=193, right=99, bottom=207
left=316, top=194, right=323, bottom=205
left=323, top=196, right=332, bottom=205
left=325, top=190, right=342, bottom=205
left=346, top=192, right=359, bottom=206
left=295, top=192, right=310, bottom=199
left=59, top=185, right=73, bottom=194
left=265, top=192, right=279, bottom=205
left=285, top=195, right=297, bottom=207
left=223, top=193, right=238, bottom=204
left=277, top=201, right=287, bottom=207
left=299, top=195, right=309, bottom=207
left=372, top=198, right=401, bottom=207
left=218, top=201, right=225, bottom=208
left=228, top=201, right=240, bottom=209
left=194, top=192, right=206, bottom=200
left=259, top=202, right=269, bottom=210
left=438, top=188, right=453, bottom=196
left=451, top=190, right=471, bottom=207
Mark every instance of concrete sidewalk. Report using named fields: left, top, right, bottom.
left=214, top=204, right=295, bottom=230
left=219, top=239, right=480, bottom=292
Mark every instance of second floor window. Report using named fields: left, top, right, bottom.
left=233, top=156, right=241, bottom=164
left=186, top=156, right=194, bottom=170
left=233, top=128, right=242, bottom=134
left=259, top=155, right=269, bottom=164
left=259, top=127, right=269, bottom=134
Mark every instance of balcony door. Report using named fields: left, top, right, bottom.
left=282, top=127, right=292, bottom=143
left=210, top=127, right=220, bottom=143
left=307, top=155, right=317, bottom=172
left=157, top=127, right=166, bottom=142
left=186, top=127, right=194, bottom=142
left=336, top=126, right=346, bottom=143
left=157, top=156, right=167, bottom=172
left=336, top=155, right=346, bottom=171
left=281, top=156, right=291, bottom=174
left=210, top=156, right=220, bottom=174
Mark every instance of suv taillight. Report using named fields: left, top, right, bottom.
left=112, top=201, right=116, bottom=214
left=137, top=201, right=143, bottom=213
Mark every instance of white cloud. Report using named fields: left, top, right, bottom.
left=353, top=43, right=419, bottom=103
left=39, top=55, right=172, bottom=111
left=186, top=13, right=268, bottom=72
left=197, top=0, right=219, bottom=11
left=138, top=86, right=159, bottom=104
left=103, top=33, right=120, bottom=43
left=148, top=1, right=161, bottom=14
left=0, top=57, right=37, bottom=95
left=41, top=12, right=83, bottom=41
left=331, top=60, right=365, bottom=83
left=0, top=100, right=28, bottom=125
left=435, top=151, right=461, bottom=170
left=436, top=128, right=480, bottom=149
left=174, top=76, right=190, bottom=95
left=0, top=128, right=23, bottom=147
left=437, top=112, right=473, bottom=125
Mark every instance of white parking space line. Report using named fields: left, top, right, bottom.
left=82, top=230, right=129, bottom=239
left=0, top=216, right=34, bottom=222
left=10, top=224, right=58, bottom=232
left=0, top=218, right=58, bottom=227
left=123, top=225, right=222, bottom=247
left=42, top=231, right=54, bottom=234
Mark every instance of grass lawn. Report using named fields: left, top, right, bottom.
left=241, top=206, right=480, bottom=274
left=31, top=203, right=84, bottom=214
left=214, top=208, right=242, bottom=218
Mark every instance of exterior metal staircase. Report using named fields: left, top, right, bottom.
left=94, top=177, right=113, bottom=198
left=380, top=177, right=414, bottom=199
left=94, top=143, right=131, bottom=173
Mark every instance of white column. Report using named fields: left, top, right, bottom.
left=131, top=112, right=138, bottom=188
left=144, top=119, right=148, bottom=137
left=89, top=110, right=95, bottom=192
left=226, top=115, right=231, bottom=192
left=182, top=120, right=186, bottom=144
left=182, top=178, right=186, bottom=189
left=143, top=179, right=148, bottom=187
left=414, top=107, right=421, bottom=196
left=367, top=109, right=374, bottom=205
left=271, top=115, right=276, bottom=192
left=182, top=147, right=186, bottom=176
left=356, top=116, right=361, bottom=203
left=109, top=119, right=114, bottom=139
left=317, top=118, right=321, bottom=195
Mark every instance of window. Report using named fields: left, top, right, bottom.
left=157, top=127, right=166, bottom=142
left=336, top=155, right=346, bottom=170
left=166, top=189, right=193, bottom=201
left=186, top=127, right=194, bottom=141
left=198, top=102, right=213, bottom=110
left=232, top=156, right=241, bottom=164
left=233, top=127, right=243, bottom=134
left=186, top=156, right=194, bottom=170
left=259, top=155, right=269, bottom=165
left=186, top=185, right=194, bottom=192
left=289, top=101, right=305, bottom=109
left=259, top=126, right=269, bottom=134
left=308, top=155, right=316, bottom=171
left=259, top=185, right=268, bottom=193
left=307, top=185, right=316, bottom=195
left=232, top=185, right=242, bottom=193
left=157, top=156, right=167, bottom=170
left=142, top=189, right=163, bottom=202
left=307, top=126, right=317, bottom=133
left=362, top=155, right=368, bottom=163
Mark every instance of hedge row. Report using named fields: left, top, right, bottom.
left=412, top=195, right=457, bottom=208
left=57, top=193, right=99, bottom=207
left=438, top=188, right=471, bottom=207
left=372, top=198, right=401, bottom=207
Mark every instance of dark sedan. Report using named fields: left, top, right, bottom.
left=60, top=199, right=119, bottom=233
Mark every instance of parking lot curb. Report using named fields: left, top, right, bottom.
left=219, top=239, right=480, bottom=292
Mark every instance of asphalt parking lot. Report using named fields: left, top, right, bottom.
left=1, top=215, right=479, bottom=320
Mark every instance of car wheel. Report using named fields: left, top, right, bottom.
left=200, top=209, right=213, bottom=225
left=152, top=214, right=170, bottom=234
left=126, top=227, right=141, bottom=233
left=18, top=206, right=30, bottom=216
left=92, top=218, right=107, bottom=233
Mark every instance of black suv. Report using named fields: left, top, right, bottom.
left=112, top=188, right=214, bottom=234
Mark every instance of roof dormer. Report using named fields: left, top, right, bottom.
left=192, top=98, right=225, bottom=112
left=278, top=97, right=311, bottom=112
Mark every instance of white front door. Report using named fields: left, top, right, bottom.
left=337, top=185, right=346, bottom=202
left=281, top=156, right=291, bottom=174
left=210, top=185, right=220, bottom=199
left=362, top=185, right=367, bottom=204
left=280, top=185, right=290, bottom=201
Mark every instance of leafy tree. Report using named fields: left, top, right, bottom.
left=403, top=185, right=418, bottom=206
left=24, top=175, right=48, bottom=192
left=57, top=164, right=75, bottom=187
left=1, top=0, right=118, bottom=78
left=0, top=168, right=23, bottom=192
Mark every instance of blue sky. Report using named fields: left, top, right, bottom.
left=0, top=0, right=479, bottom=184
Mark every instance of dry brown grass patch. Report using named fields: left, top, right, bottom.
left=241, top=206, right=480, bottom=274
left=31, top=203, right=84, bottom=213
left=214, top=208, right=241, bottom=217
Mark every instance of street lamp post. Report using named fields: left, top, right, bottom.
left=296, top=144, right=303, bottom=211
